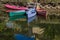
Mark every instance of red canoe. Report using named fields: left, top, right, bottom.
left=36, top=8, right=46, bottom=17
left=36, top=5, right=47, bottom=17
left=5, top=10, right=20, bottom=12
left=5, top=4, right=28, bottom=10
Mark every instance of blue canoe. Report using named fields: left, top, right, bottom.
left=14, top=34, right=34, bottom=40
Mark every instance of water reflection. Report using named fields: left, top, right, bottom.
left=12, top=14, right=60, bottom=40
left=34, top=16, right=60, bottom=40
left=0, top=12, right=60, bottom=40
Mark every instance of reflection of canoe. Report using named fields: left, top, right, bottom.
left=14, top=34, right=34, bottom=40
left=5, top=4, right=28, bottom=10
left=28, top=15, right=36, bottom=23
left=26, top=8, right=36, bottom=18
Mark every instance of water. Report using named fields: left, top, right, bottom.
left=12, top=15, right=60, bottom=40
left=0, top=11, right=60, bottom=40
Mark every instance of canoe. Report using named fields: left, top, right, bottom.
left=5, top=4, right=28, bottom=10
left=26, top=8, right=36, bottom=18
left=36, top=9, right=46, bottom=17
left=9, top=15, right=26, bottom=21
left=6, top=8, right=36, bottom=18
left=9, top=10, right=26, bottom=21
left=6, top=8, right=36, bottom=20
left=36, top=4, right=46, bottom=17
left=14, top=34, right=34, bottom=40
left=9, top=10, right=26, bottom=17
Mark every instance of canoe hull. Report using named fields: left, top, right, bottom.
left=14, top=34, right=34, bottom=40
left=5, top=4, right=28, bottom=10
left=9, top=15, right=26, bottom=21
left=37, top=10, right=46, bottom=17
left=37, top=11, right=46, bottom=16
left=9, top=10, right=26, bottom=21
left=9, top=10, right=26, bottom=17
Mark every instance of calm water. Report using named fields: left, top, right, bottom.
left=0, top=11, right=60, bottom=40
